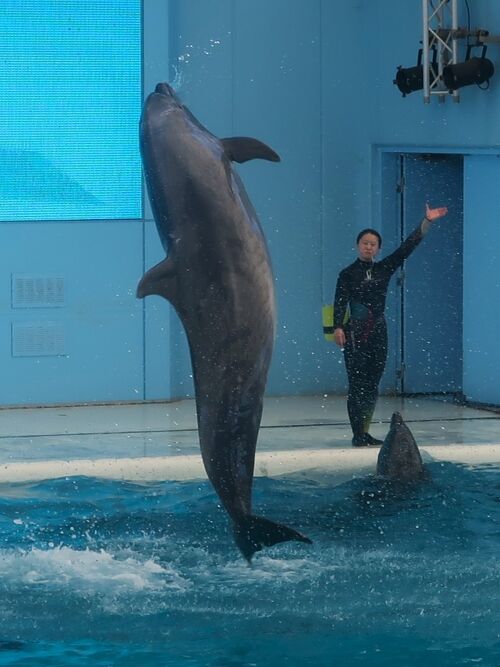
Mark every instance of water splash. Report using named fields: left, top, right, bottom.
left=169, top=64, right=184, bottom=92
left=0, top=545, right=188, bottom=595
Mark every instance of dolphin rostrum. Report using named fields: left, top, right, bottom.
left=376, top=412, right=426, bottom=482
left=137, top=82, right=311, bottom=561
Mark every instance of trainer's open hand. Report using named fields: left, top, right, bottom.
left=333, top=328, right=346, bottom=348
left=425, top=203, right=448, bottom=221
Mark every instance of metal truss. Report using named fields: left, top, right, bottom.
left=422, top=0, right=459, bottom=102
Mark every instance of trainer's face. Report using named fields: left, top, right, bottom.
left=357, top=233, right=380, bottom=261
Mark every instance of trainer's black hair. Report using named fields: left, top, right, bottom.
left=356, top=228, right=382, bottom=247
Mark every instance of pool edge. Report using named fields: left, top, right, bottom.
left=1, top=444, right=500, bottom=484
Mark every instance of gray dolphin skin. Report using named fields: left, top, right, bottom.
left=376, top=412, right=426, bottom=481
left=137, top=82, right=311, bottom=561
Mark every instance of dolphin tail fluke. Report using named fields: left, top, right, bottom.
left=233, top=515, right=312, bottom=563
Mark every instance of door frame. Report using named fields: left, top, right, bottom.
left=372, top=144, right=498, bottom=397
left=399, top=152, right=463, bottom=395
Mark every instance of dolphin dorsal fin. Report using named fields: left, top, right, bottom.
left=221, top=137, right=281, bottom=164
left=136, top=256, right=178, bottom=305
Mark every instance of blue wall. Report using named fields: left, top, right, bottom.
left=3, top=0, right=500, bottom=406
left=321, top=1, right=500, bottom=404
left=0, top=220, right=143, bottom=405
left=463, top=155, right=500, bottom=404
left=162, top=0, right=329, bottom=398
left=163, top=0, right=500, bottom=404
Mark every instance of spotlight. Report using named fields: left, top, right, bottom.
left=394, top=63, right=423, bottom=96
left=394, top=49, right=435, bottom=97
left=442, top=45, right=494, bottom=91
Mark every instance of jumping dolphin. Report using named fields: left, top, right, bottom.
left=376, top=412, right=426, bottom=482
left=137, top=82, right=311, bottom=561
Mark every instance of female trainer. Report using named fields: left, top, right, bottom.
left=333, top=203, right=448, bottom=447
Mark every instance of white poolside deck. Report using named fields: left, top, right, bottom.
left=1, top=395, right=500, bottom=484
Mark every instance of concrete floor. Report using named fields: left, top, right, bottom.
left=1, top=394, right=500, bottom=483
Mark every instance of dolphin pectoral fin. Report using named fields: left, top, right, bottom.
left=136, top=257, right=177, bottom=302
left=221, top=137, right=281, bottom=164
left=233, top=515, right=312, bottom=563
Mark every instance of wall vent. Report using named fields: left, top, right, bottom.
left=12, top=274, right=65, bottom=309
left=12, top=322, right=66, bottom=357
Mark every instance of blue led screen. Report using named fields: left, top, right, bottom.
left=0, top=1, right=142, bottom=221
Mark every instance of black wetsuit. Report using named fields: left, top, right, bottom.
left=333, top=219, right=430, bottom=438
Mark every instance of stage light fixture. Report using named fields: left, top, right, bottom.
left=442, top=45, right=494, bottom=91
left=394, top=63, right=423, bottom=96
left=394, top=49, right=435, bottom=97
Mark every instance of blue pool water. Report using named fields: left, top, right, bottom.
left=0, top=461, right=499, bottom=666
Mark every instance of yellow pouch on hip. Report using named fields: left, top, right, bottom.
left=322, top=304, right=349, bottom=341
left=322, top=305, right=334, bottom=341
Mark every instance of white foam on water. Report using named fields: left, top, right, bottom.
left=0, top=545, right=190, bottom=596
left=217, top=554, right=338, bottom=586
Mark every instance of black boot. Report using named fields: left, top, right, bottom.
left=352, top=434, right=369, bottom=447
left=365, top=433, right=383, bottom=446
